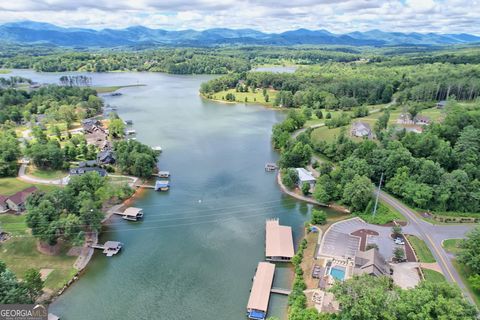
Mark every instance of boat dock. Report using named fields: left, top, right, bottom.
left=155, top=180, right=170, bottom=191
left=114, top=207, right=144, bottom=221
left=247, top=262, right=275, bottom=320
left=91, top=241, right=123, bottom=257
left=265, top=163, right=278, bottom=172
left=265, top=218, right=295, bottom=262
left=153, top=171, right=170, bottom=178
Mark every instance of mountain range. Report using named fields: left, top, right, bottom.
left=1, top=21, right=479, bottom=47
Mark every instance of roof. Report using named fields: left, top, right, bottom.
left=123, top=207, right=143, bottom=217
left=354, top=248, right=388, bottom=276
left=352, top=122, right=371, bottom=130
left=0, top=195, right=7, bottom=205
left=265, top=219, right=295, bottom=259
left=104, top=241, right=122, bottom=249
left=69, top=167, right=107, bottom=177
left=155, top=180, right=170, bottom=187
left=351, top=122, right=371, bottom=136
left=247, top=262, right=275, bottom=312
left=415, top=115, right=431, bottom=123
left=295, top=168, right=316, bottom=183
left=7, top=186, right=38, bottom=205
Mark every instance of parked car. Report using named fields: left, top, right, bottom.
left=394, top=237, right=405, bottom=245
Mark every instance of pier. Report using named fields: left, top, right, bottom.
left=114, top=207, right=144, bottom=221
left=91, top=241, right=123, bottom=257
left=270, top=287, right=291, bottom=295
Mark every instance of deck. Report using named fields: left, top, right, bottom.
left=270, top=287, right=291, bottom=295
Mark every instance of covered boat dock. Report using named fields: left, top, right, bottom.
left=115, top=207, right=144, bottom=221
left=247, top=262, right=275, bottom=320
left=265, top=219, right=295, bottom=262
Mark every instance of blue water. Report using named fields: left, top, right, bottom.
left=330, top=266, right=346, bottom=281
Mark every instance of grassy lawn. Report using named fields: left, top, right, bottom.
left=26, top=166, right=67, bottom=180
left=406, top=235, right=436, bottom=263
left=358, top=201, right=405, bottom=225
left=210, top=88, right=277, bottom=106
left=0, top=69, right=11, bottom=74
left=0, top=214, right=28, bottom=236
left=442, top=238, right=463, bottom=255
left=0, top=237, right=77, bottom=291
left=93, top=84, right=145, bottom=93
left=0, top=177, right=58, bottom=195
left=452, top=260, right=480, bottom=307
left=310, top=125, right=344, bottom=143
left=422, top=268, right=446, bottom=283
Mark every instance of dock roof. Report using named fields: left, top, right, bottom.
left=247, top=262, right=275, bottom=312
left=123, top=207, right=143, bottom=217
left=265, top=219, right=295, bottom=259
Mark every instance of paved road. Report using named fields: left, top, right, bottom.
left=18, top=163, right=69, bottom=185
left=379, top=191, right=477, bottom=302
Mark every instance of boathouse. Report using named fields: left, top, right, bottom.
left=102, top=241, right=123, bottom=257
left=264, top=163, right=277, bottom=172
left=155, top=180, right=170, bottom=191
left=120, top=207, right=144, bottom=221
left=265, top=219, right=294, bottom=262
left=157, top=171, right=170, bottom=178
left=247, top=262, right=275, bottom=320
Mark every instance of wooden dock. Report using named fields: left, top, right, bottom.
left=270, top=287, right=291, bottom=295
left=90, top=241, right=123, bottom=257
left=137, top=184, right=155, bottom=189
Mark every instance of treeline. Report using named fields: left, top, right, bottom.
left=0, top=260, right=43, bottom=304
left=313, top=101, right=480, bottom=214
left=201, top=62, right=480, bottom=108
left=0, top=49, right=251, bottom=74
left=0, top=81, right=102, bottom=124
left=113, top=140, right=159, bottom=178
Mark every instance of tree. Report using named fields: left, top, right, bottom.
left=393, top=247, right=405, bottom=262
left=281, top=168, right=298, bottom=189
left=392, top=225, right=403, bottom=237
left=315, top=110, right=323, bottom=119
left=311, top=209, right=327, bottom=225
left=27, top=140, right=64, bottom=170
left=468, top=274, right=480, bottom=291
left=108, top=118, right=126, bottom=138
left=301, top=182, right=310, bottom=195
left=0, top=131, right=21, bottom=177
left=342, top=175, right=373, bottom=212
left=313, top=175, right=334, bottom=204
left=458, top=227, right=480, bottom=274
left=23, top=269, right=43, bottom=301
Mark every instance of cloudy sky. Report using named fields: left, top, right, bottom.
left=0, top=0, right=479, bottom=34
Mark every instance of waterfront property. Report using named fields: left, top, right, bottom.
left=91, top=241, right=123, bottom=257
left=115, top=207, right=144, bottom=221
left=155, top=180, right=170, bottom=191
left=265, top=219, right=294, bottom=262
left=247, top=262, right=276, bottom=320
left=295, top=168, right=316, bottom=189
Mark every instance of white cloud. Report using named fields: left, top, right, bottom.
left=0, top=0, right=478, bottom=34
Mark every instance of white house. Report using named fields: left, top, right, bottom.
left=295, top=168, right=316, bottom=188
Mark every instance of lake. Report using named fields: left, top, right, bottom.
left=2, top=70, right=338, bottom=319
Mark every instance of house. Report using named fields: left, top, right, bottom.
left=436, top=100, right=447, bottom=109
left=353, top=248, right=389, bottom=277
left=265, top=219, right=294, bottom=262
left=295, top=168, right=316, bottom=188
left=351, top=122, right=372, bottom=138
left=97, top=150, right=115, bottom=165
left=5, top=187, right=38, bottom=212
left=69, top=167, right=107, bottom=177
left=0, top=196, right=9, bottom=213
left=82, top=119, right=101, bottom=132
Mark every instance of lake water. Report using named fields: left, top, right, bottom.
left=3, top=70, right=338, bottom=320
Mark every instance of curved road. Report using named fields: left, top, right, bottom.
left=18, top=163, right=69, bottom=185
left=286, top=105, right=478, bottom=303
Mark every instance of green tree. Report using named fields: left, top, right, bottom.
left=393, top=247, right=405, bottom=261
left=23, top=269, right=43, bottom=301
left=311, top=209, right=327, bottom=225
left=281, top=168, right=299, bottom=189
left=301, top=182, right=310, bottom=195
left=458, top=227, right=480, bottom=274
left=342, top=175, right=373, bottom=212
left=108, top=118, right=126, bottom=138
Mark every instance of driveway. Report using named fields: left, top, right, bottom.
left=18, top=164, right=69, bottom=186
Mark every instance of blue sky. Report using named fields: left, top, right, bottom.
left=0, top=0, right=478, bottom=34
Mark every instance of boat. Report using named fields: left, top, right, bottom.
left=152, top=146, right=162, bottom=152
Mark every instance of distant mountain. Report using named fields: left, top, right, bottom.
left=1, top=20, right=479, bottom=47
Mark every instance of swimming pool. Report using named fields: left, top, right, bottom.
left=329, top=266, right=346, bottom=281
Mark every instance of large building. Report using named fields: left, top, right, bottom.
left=265, top=219, right=295, bottom=262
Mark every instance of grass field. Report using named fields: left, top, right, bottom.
left=26, top=166, right=67, bottom=180
left=406, top=235, right=436, bottom=263
left=422, top=268, right=446, bottom=283
left=0, top=69, right=11, bottom=74
left=209, top=88, right=278, bottom=106
left=443, top=238, right=463, bottom=255
left=93, top=84, right=145, bottom=93
left=0, top=177, right=58, bottom=195
left=453, top=260, right=480, bottom=307
left=358, top=201, right=405, bottom=225
left=0, top=213, right=76, bottom=291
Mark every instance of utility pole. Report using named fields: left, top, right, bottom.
left=373, top=172, right=384, bottom=217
